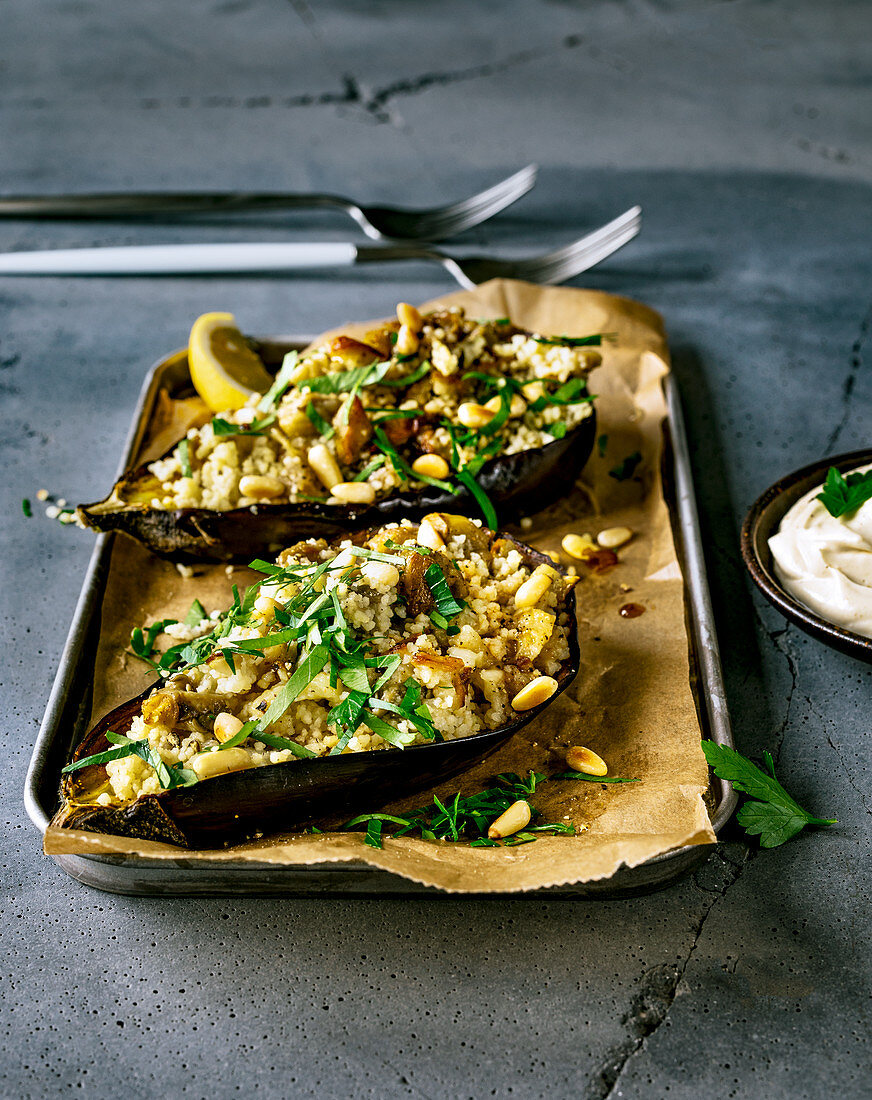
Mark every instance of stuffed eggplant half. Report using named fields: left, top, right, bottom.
left=79, top=304, right=600, bottom=561
left=55, top=514, right=580, bottom=847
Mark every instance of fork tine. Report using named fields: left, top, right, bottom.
left=407, top=164, right=538, bottom=237
left=519, top=206, right=642, bottom=283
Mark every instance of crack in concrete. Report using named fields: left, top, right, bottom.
left=591, top=846, right=749, bottom=1099
left=803, top=694, right=872, bottom=816
left=757, top=616, right=799, bottom=761
left=824, top=301, right=871, bottom=453
left=4, top=34, right=585, bottom=119
left=358, top=35, right=583, bottom=123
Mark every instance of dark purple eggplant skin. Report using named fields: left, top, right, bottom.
left=53, top=538, right=580, bottom=848
left=78, top=411, right=596, bottom=563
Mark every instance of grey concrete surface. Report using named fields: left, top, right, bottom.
left=2, top=2, right=871, bottom=1098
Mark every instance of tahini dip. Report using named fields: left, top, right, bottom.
left=769, top=463, right=872, bottom=638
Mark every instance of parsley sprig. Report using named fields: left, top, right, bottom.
left=815, top=466, right=872, bottom=518
left=345, top=771, right=576, bottom=849
left=702, top=741, right=836, bottom=848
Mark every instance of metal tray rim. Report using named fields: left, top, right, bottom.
left=24, top=342, right=736, bottom=895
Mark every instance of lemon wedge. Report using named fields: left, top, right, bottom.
left=188, top=312, right=274, bottom=412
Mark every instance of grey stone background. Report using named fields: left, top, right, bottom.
left=2, top=2, right=870, bottom=1097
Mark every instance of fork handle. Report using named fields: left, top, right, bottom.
left=0, top=242, right=359, bottom=274
left=0, top=193, right=349, bottom=217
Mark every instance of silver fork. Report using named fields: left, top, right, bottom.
left=0, top=206, right=641, bottom=286
left=0, top=165, right=537, bottom=242
left=360, top=205, right=643, bottom=288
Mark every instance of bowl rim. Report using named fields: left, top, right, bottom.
left=740, top=447, right=872, bottom=660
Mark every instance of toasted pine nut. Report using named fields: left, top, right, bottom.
left=238, top=474, right=285, bottom=500
left=395, top=324, right=420, bottom=357
left=417, top=518, right=445, bottom=550
left=457, top=402, right=494, bottom=429
left=597, top=526, right=633, bottom=550
left=514, top=564, right=558, bottom=609
left=331, top=481, right=376, bottom=504
left=484, top=393, right=527, bottom=418
left=412, top=454, right=450, bottom=480
left=192, top=746, right=251, bottom=780
left=396, top=301, right=422, bottom=330
left=565, top=745, right=608, bottom=776
left=214, top=712, right=244, bottom=743
left=488, top=799, right=532, bottom=839
left=521, top=380, right=546, bottom=402
left=511, top=675, right=559, bottom=712
left=307, top=443, right=343, bottom=490
left=361, top=560, right=400, bottom=589
left=561, top=532, right=597, bottom=560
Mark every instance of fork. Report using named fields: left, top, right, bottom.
left=0, top=206, right=641, bottom=287
left=0, top=165, right=537, bottom=243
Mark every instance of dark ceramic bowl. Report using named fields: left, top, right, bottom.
left=740, top=448, right=872, bottom=662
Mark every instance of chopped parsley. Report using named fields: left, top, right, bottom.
left=597, top=433, right=609, bottom=457
left=815, top=466, right=872, bottom=518
left=345, top=771, right=575, bottom=849
left=702, top=741, right=836, bottom=848
left=257, top=350, right=299, bottom=412
left=609, top=451, right=642, bottom=481
left=178, top=438, right=192, bottom=477
left=21, top=498, right=32, bottom=517
left=211, top=412, right=277, bottom=438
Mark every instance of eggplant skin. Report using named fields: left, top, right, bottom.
left=53, top=534, right=580, bottom=849
left=78, top=412, right=596, bottom=564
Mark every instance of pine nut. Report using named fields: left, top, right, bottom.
left=521, top=380, right=546, bottom=402
left=561, top=532, right=597, bottom=560
left=412, top=454, right=450, bottom=480
left=214, top=712, right=244, bottom=743
left=192, top=746, right=251, bottom=780
left=307, top=443, right=343, bottom=490
left=511, top=675, right=559, bottom=711
left=361, top=560, right=400, bottom=589
left=395, top=324, right=420, bottom=357
left=597, top=526, right=633, bottom=550
left=238, top=474, right=285, bottom=500
left=514, top=564, right=558, bottom=609
left=457, top=402, right=494, bottom=429
left=565, top=745, right=608, bottom=776
left=488, top=799, right=532, bottom=839
left=331, top=481, right=376, bottom=504
left=396, top=301, right=422, bottom=330
left=484, top=393, right=527, bottom=418
left=417, top=518, right=445, bottom=550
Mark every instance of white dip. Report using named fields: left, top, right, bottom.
left=769, top=463, right=872, bottom=637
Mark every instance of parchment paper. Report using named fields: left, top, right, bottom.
left=44, top=280, right=715, bottom=892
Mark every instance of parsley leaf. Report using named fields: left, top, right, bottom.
left=304, top=400, right=335, bottom=440
left=424, top=563, right=467, bottom=618
left=609, top=451, right=642, bottom=481
left=344, top=771, right=575, bottom=849
left=178, top=437, right=192, bottom=477
left=300, top=360, right=393, bottom=395
left=532, top=333, right=606, bottom=347
left=211, top=412, right=276, bottom=438
left=815, top=466, right=872, bottom=518
left=184, top=599, right=207, bottom=627
left=257, top=350, right=299, bottom=411
left=22, top=498, right=32, bottom=517
left=701, top=741, right=836, bottom=848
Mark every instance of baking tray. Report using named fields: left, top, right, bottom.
left=24, top=340, right=737, bottom=896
